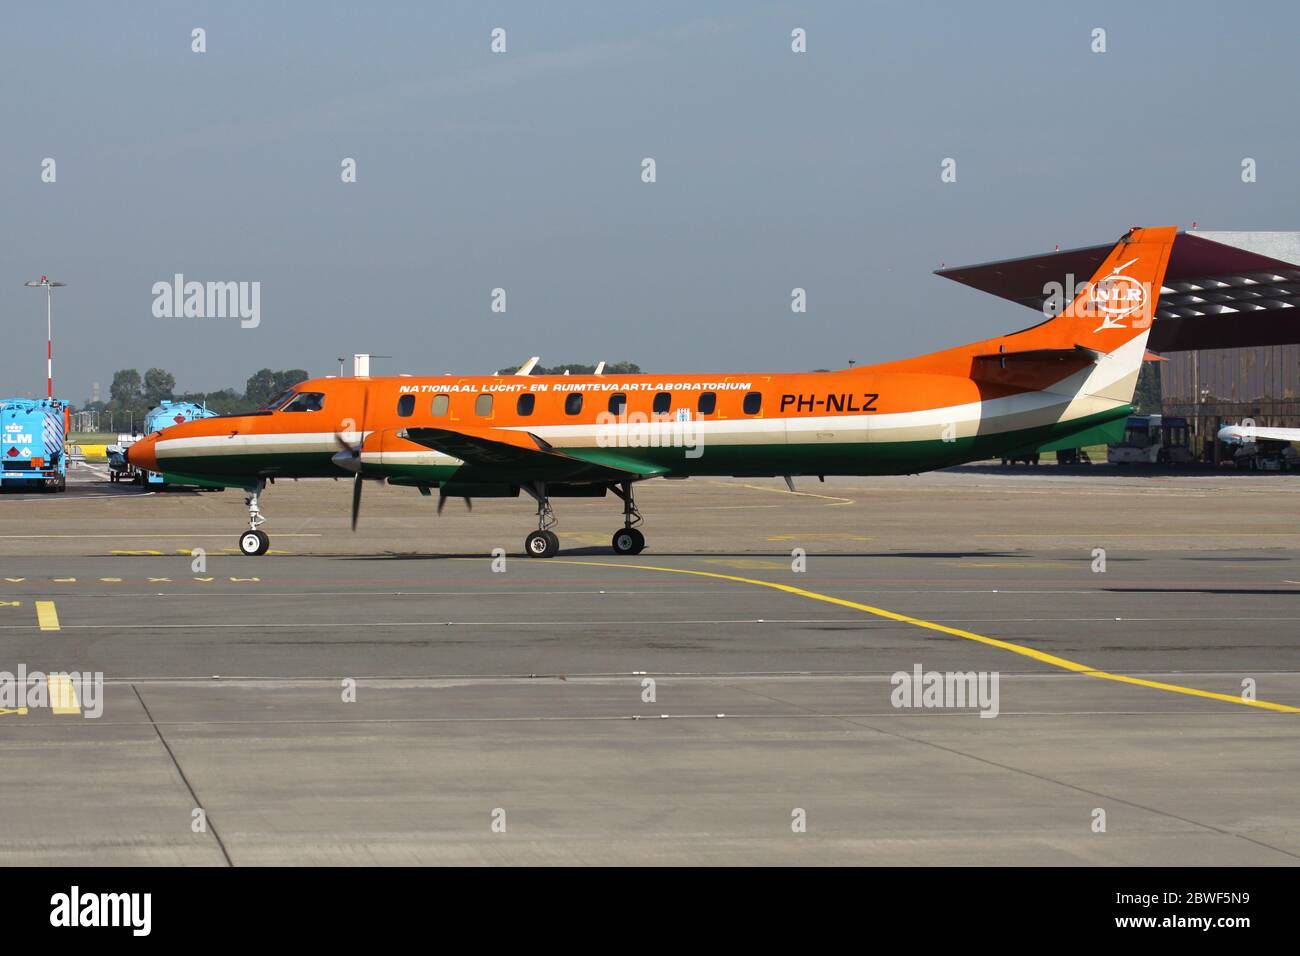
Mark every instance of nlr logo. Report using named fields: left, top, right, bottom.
left=1088, top=257, right=1147, bottom=332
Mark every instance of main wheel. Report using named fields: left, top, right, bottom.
left=611, top=528, right=645, bottom=555
left=525, top=530, right=559, bottom=558
left=239, top=529, right=270, bottom=556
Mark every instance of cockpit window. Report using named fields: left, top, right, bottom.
left=258, top=387, right=297, bottom=412
left=281, top=392, right=325, bottom=413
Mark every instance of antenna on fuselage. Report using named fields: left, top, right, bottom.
left=515, top=357, right=540, bottom=375
left=594, top=361, right=606, bottom=375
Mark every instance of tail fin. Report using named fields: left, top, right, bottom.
left=997, top=226, right=1176, bottom=405
left=1033, top=225, right=1177, bottom=354
left=868, top=226, right=1178, bottom=406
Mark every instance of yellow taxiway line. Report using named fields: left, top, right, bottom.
left=553, top=559, right=1300, bottom=715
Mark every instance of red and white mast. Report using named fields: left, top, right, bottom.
left=24, top=275, right=65, bottom=399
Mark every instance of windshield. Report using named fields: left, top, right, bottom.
left=257, top=387, right=298, bottom=412
left=281, top=392, right=325, bottom=412
left=1123, top=426, right=1151, bottom=448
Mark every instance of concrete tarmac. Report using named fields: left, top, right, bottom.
left=0, top=465, right=1296, bottom=864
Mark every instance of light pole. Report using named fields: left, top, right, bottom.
left=24, top=276, right=66, bottom=399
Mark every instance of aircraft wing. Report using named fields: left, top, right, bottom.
left=1217, top=424, right=1300, bottom=446
left=399, top=425, right=666, bottom=482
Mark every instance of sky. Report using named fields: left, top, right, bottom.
left=1, top=0, right=1297, bottom=403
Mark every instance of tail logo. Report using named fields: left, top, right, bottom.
left=1088, top=257, right=1148, bottom=332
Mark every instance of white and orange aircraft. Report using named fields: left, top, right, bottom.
left=127, top=226, right=1177, bottom=557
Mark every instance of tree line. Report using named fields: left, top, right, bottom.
left=83, top=362, right=647, bottom=433
left=85, top=367, right=308, bottom=432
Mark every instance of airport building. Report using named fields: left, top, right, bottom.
left=939, top=229, right=1300, bottom=460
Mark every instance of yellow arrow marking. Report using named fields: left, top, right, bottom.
left=0, top=708, right=28, bottom=717
left=0, top=601, right=21, bottom=608
left=550, top=560, right=1300, bottom=715
left=35, top=601, right=60, bottom=631
left=47, top=675, right=80, bottom=715
left=111, top=550, right=163, bottom=556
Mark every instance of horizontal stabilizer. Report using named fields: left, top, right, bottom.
left=973, top=345, right=1101, bottom=365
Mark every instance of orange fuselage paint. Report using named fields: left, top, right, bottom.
left=128, top=227, right=1178, bottom=488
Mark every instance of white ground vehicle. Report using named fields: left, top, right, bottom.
left=1218, top=423, right=1300, bottom=471
left=106, top=433, right=140, bottom=482
left=1108, top=414, right=1193, bottom=465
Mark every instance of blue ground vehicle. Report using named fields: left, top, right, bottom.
left=0, top=398, right=70, bottom=492
left=135, top=401, right=220, bottom=487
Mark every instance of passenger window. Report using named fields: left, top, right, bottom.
left=697, top=392, right=716, bottom=415
left=517, top=393, right=535, bottom=416
left=475, top=394, right=493, bottom=417
left=608, top=393, right=627, bottom=416
left=653, top=392, right=671, bottom=415
left=565, top=393, right=584, bottom=416
left=397, top=394, right=415, bottom=417
left=431, top=394, right=449, bottom=417
left=281, top=392, right=325, bottom=412
left=742, top=391, right=762, bottom=415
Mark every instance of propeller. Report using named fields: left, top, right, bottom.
left=332, top=390, right=369, bottom=531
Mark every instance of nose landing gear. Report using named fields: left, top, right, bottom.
left=238, top=481, right=270, bottom=556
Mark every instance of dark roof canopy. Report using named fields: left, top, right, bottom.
left=937, top=231, right=1300, bottom=352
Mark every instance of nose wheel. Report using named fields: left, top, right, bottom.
left=240, top=529, right=270, bottom=556
left=238, top=481, right=270, bottom=556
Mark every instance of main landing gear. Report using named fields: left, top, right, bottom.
left=520, top=481, right=647, bottom=559
left=238, top=480, right=270, bottom=556
left=609, top=481, right=645, bottom=555
left=522, top=482, right=560, bottom=558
